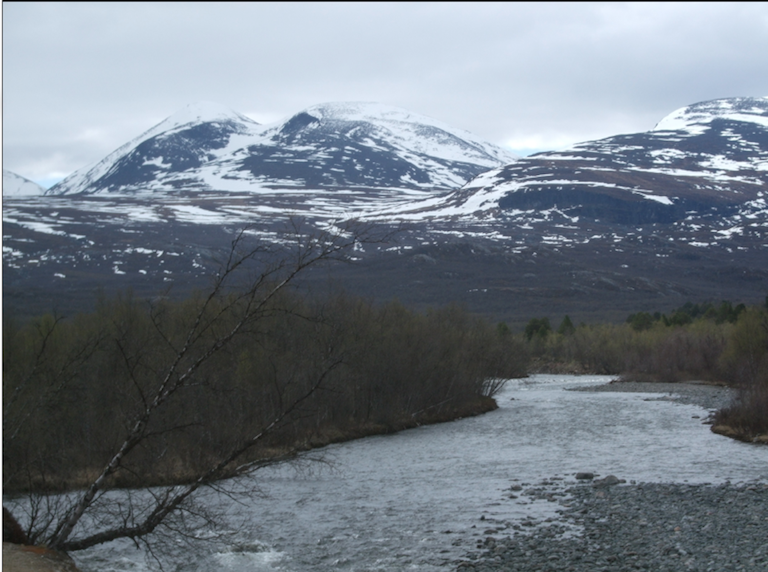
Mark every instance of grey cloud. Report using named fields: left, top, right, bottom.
left=3, top=2, right=768, bottom=184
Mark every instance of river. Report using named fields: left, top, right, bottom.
left=64, top=375, right=768, bottom=571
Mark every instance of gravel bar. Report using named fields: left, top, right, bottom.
left=455, top=381, right=766, bottom=572
left=570, top=380, right=738, bottom=413
left=456, top=480, right=768, bottom=572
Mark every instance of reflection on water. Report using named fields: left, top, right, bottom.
left=69, top=375, right=768, bottom=571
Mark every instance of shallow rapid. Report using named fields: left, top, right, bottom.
left=71, top=375, right=768, bottom=571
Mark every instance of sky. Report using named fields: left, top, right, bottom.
left=3, top=2, right=768, bottom=188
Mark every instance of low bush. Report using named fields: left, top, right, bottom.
left=713, top=385, right=768, bottom=441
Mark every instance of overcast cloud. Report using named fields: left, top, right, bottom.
left=3, top=2, right=768, bottom=187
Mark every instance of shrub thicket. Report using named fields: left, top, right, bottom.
left=3, top=290, right=527, bottom=494
left=522, top=301, right=763, bottom=382
left=713, top=307, right=768, bottom=439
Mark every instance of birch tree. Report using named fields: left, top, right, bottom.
left=5, top=219, right=377, bottom=552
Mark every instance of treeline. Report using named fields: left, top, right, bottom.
left=626, top=300, right=747, bottom=331
left=518, top=299, right=768, bottom=441
left=3, top=290, right=527, bottom=494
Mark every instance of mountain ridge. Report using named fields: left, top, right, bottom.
left=47, top=101, right=517, bottom=196
left=4, top=97, right=767, bottom=325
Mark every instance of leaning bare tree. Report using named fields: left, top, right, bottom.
left=4, top=218, right=380, bottom=553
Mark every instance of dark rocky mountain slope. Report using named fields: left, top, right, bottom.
left=4, top=98, right=767, bottom=327
left=47, top=101, right=515, bottom=195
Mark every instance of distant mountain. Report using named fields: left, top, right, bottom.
left=48, top=102, right=263, bottom=196
left=48, top=101, right=517, bottom=196
left=3, top=169, right=46, bottom=196
left=436, top=97, right=767, bottom=230
left=4, top=97, right=767, bottom=326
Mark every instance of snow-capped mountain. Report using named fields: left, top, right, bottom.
left=48, top=102, right=263, bottom=195
left=437, top=97, right=767, bottom=226
left=237, top=102, right=516, bottom=190
left=3, top=169, right=47, bottom=196
left=48, top=101, right=517, bottom=196
left=653, top=96, right=768, bottom=132
left=5, top=97, right=768, bottom=326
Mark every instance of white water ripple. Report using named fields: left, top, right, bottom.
left=70, top=375, right=768, bottom=571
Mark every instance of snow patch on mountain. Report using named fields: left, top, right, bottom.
left=654, top=96, right=768, bottom=132
left=46, top=101, right=516, bottom=196
left=294, top=102, right=516, bottom=166
left=49, top=102, right=262, bottom=195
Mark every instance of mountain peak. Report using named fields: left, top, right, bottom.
left=158, top=101, right=259, bottom=132
left=653, top=96, right=768, bottom=132
left=49, top=101, right=517, bottom=195
left=136, top=102, right=259, bottom=142
left=48, top=102, right=263, bottom=195
left=3, top=169, right=46, bottom=196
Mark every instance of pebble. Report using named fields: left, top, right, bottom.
left=456, top=481, right=768, bottom=572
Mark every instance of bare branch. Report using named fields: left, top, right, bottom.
left=56, top=356, right=344, bottom=552
left=44, top=220, right=369, bottom=550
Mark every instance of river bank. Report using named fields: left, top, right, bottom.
left=2, top=543, right=80, bottom=572
left=4, top=394, right=499, bottom=495
left=573, top=379, right=768, bottom=444
left=3, top=396, right=498, bottom=569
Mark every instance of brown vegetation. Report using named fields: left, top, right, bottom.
left=4, top=507, right=29, bottom=545
left=2, top=543, right=80, bottom=572
left=3, top=295, right=524, bottom=496
left=711, top=307, right=768, bottom=442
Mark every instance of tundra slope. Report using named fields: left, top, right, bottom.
left=351, top=96, right=768, bottom=324
left=3, top=98, right=767, bottom=324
